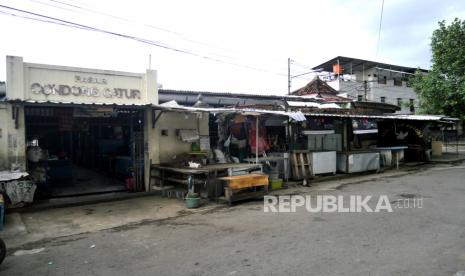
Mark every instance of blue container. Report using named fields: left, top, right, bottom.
left=185, top=194, right=200, bottom=209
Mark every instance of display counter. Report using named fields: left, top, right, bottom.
left=337, top=151, right=380, bottom=173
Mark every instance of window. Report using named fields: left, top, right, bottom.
left=404, top=76, right=412, bottom=87
left=357, top=95, right=363, bottom=101
left=378, top=76, right=387, bottom=84
left=380, top=96, right=386, bottom=103
left=409, top=99, right=415, bottom=112
left=397, top=98, right=402, bottom=107
left=394, top=78, right=402, bottom=86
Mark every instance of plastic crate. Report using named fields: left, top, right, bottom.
left=270, top=179, right=283, bottom=190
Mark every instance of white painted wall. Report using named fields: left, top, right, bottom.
left=155, top=111, right=209, bottom=164
left=335, top=67, right=419, bottom=114
left=0, top=103, right=26, bottom=171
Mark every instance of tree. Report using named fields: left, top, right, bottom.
left=410, top=18, right=465, bottom=120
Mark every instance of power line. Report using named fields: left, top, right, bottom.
left=27, top=0, right=237, bottom=61
left=290, top=59, right=315, bottom=71
left=43, top=0, right=236, bottom=56
left=0, top=4, right=288, bottom=77
left=34, top=0, right=290, bottom=70
left=0, top=9, right=86, bottom=29
left=48, top=0, right=179, bottom=34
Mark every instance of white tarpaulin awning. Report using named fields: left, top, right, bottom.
left=154, top=101, right=307, bottom=122
left=286, top=101, right=341, bottom=109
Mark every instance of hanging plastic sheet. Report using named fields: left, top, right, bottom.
left=248, top=124, right=270, bottom=154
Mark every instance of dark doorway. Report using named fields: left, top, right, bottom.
left=25, top=106, right=145, bottom=198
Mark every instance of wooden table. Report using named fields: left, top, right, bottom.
left=219, top=173, right=269, bottom=205
left=150, top=163, right=263, bottom=200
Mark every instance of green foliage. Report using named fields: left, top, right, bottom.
left=410, top=18, right=465, bottom=120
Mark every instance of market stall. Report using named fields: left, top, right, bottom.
left=150, top=103, right=306, bottom=203
left=337, top=118, right=380, bottom=173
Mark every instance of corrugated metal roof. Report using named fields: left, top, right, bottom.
left=301, top=112, right=456, bottom=122
left=159, top=89, right=286, bottom=99
left=159, top=89, right=344, bottom=103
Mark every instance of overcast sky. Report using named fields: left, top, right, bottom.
left=1, top=0, right=465, bottom=95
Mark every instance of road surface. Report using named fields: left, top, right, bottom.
left=2, top=164, right=465, bottom=275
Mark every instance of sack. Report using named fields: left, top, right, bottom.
left=224, top=134, right=231, bottom=147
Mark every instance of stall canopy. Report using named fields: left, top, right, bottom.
left=286, top=101, right=341, bottom=109
left=155, top=100, right=307, bottom=121
left=153, top=101, right=457, bottom=123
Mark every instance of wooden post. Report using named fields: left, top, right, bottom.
left=344, top=118, right=349, bottom=174
left=255, top=116, right=259, bottom=164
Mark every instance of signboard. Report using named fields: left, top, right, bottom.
left=6, top=56, right=157, bottom=105
left=26, top=66, right=145, bottom=105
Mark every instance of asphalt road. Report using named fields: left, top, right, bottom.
left=2, top=164, right=465, bottom=275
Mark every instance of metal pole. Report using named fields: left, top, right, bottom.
left=457, top=133, right=459, bottom=156
left=288, top=58, right=291, bottom=95
left=256, top=116, right=259, bottom=164
left=364, top=80, right=368, bottom=101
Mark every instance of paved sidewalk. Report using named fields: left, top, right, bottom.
left=3, top=196, right=219, bottom=249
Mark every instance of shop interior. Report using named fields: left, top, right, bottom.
left=25, top=106, right=145, bottom=198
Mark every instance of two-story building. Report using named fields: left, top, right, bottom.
left=312, top=56, right=428, bottom=114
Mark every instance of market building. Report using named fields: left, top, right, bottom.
left=0, top=56, right=165, bottom=198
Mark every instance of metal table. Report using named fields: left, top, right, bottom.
left=372, top=146, right=408, bottom=169
left=243, top=155, right=289, bottom=182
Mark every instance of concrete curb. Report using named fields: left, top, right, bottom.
left=13, top=190, right=162, bottom=213
left=429, top=158, right=465, bottom=164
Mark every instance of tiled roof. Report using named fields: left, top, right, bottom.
left=292, top=77, right=350, bottom=103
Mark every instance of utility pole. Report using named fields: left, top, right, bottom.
left=363, top=80, right=368, bottom=101
left=288, top=58, right=291, bottom=95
